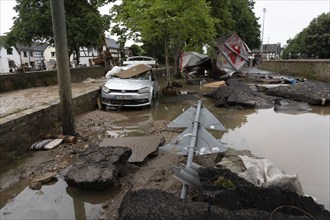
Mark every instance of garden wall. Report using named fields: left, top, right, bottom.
left=260, top=60, right=330, bottom=83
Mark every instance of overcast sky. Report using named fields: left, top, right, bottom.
left=1, top=0, right=329, bottom=47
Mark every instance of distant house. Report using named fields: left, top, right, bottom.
left=0, top=43, right=21, bottom=73
left=16, top=44, right=47, bottom=70
left=0, top=36, right=47, bottom=73
left=44, top=46, right=57, bottom=70
left=78, top=47, right=100, bottom=67
left=71, top=37, right=121, bottom=67
left=104, top=37, right=121, bottom=62
left=252, top=43, right=282, bottom=60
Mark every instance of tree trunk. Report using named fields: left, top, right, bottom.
left=173, top=41, right=183, bottom=78
left=75, top=48, right=80, bottom=66
left=164, top=35, right=170, bottom=87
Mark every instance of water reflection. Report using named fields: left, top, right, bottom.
left=221, top=108, right=330, bottom=210
left=0, top=178, right=118, bottom=220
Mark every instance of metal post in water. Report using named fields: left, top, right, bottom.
left=180, top=100, right=202, bottom=199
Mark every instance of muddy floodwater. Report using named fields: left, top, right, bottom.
left=1, top=86, right=329, bottom=219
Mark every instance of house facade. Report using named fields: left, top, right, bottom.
left=16, top=44, right=47, bottom=71
left=44, top=46, right=58, bottom=70
left=73, top=37, right=121, bottom=67
left=0, top=36, right=121, bottom=73
left=0, top=46, right=21, bottom=73
left=251, top=43, right=282, bottom=60
left=104, top=37, right=121, bottom=61
left=78, top=47, right=99, bottom=67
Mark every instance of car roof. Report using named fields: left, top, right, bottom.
left=116, top=64, right=152, bottom=79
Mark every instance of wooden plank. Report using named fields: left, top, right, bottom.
left=116, top=64, right=151, bottom=79
left=99, top=136, right=163, bottom=163
left=203, top=81, right=225, bottom=88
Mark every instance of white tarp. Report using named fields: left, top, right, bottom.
left=238, top=155, right=304, bottom=195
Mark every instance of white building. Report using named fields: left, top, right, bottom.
left=16, top=44, right=47, bottom=70
left=0, top=45, right=21, bottom=73
left=72, top=37, right=121, bottom=67
left=44, top=46, right=57, bottom=70
left=78, top=47, right=99, bottom=67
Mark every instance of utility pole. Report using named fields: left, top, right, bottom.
left=50, top=0, right=76, bottom=135
left=260, top=8, right=266, bottom=61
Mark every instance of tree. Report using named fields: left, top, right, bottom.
left=4, top=0, right=110, bottom=65
left=282, top=12, right=330, bottom=59
left=304, top=12, right=330, bottom=58
left=129, top=44, right=144, bottom=56
left=110, top=0, right=216, bottom=85
left=206, top=0, right=261, bottom=49
left=207, top=0, right=235, bottom=38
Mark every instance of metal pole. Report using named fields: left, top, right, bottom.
left=260, top=8, right=266, bottom=60
left=180, top=100, right=202, bottom=199
left=50, top=0, right=76, bottom=135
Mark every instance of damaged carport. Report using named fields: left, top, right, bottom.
left=179, top=32, right=250, bottom=78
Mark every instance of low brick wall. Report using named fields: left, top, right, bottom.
left=0, top=66, right=105, bottom=92
left=0, top=89, right=100, bottom=168
left=260, top=60, right=330, bottom=83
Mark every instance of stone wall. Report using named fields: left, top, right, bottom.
left=0, top=67, right=169, bottom=168
left=260, top=60, right=330, bottom=83
left=0, top=89, right=100, bottom=168
left=0, top=66, right=105, bottom=92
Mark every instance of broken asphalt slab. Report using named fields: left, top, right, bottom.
left=118, top=189, right=315, bottom=220
left=204, top=79, right=274, bottom=108
left=265, top=80, right=330, bottom=106
left=99, top=136, right=164, bottom=163
left=64, top=145, right=132, bottom=190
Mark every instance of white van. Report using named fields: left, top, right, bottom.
left=122, top=56, right=157, bottom=68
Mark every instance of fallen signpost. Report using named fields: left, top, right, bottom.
left=160, top=100, right=227, bottom=199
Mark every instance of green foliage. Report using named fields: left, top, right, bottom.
left=111, top=0, right=216, bottom=56
left=206, top=0, right=261, bottom=49
left=213, top=176, right=235, bottom=189
left=4, top=0, right=110, bottom=62
left=282, top=12, right=330, bottom=59
left=129, top=44, right=144, bottom=56
left=228, top=0, right=261, bottom=49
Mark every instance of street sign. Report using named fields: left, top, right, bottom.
left=159, top=126, right=227, bottom=155
left=160, top=100, right=227, bottom=199
left=167, top=106, right=226, bottom=131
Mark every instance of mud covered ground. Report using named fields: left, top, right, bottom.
left=1, top=69, right=329, bottom=219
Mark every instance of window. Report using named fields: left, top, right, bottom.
left=6, top=48, right=13, bottom=55
left=51, top=52, right=55, bottom=57
left=23, top=52, right=27, bottom=57
left=8, top=60, right=15, bottom=68
left=29, top=52, right=33, bottom=57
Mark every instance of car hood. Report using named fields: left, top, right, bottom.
left=104, top=78, right=151, bottom=90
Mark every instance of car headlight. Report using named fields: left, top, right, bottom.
left=138, top=87, right=150, bottom=94
left=102, top=86, right=111, bottom=93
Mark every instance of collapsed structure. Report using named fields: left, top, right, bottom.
left=180, top=32, right=251, bottom=78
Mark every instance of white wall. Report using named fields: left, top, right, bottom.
left=44, top=46, right=56, bottom=61
left=0, top=47, right=21, bottom=73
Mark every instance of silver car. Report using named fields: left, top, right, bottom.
left=101, top=64, right=159, bottom=108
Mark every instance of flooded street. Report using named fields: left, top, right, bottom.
left=1, top=81, right=329, bottom=219
left=1, top=178, right=119, bottom=219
